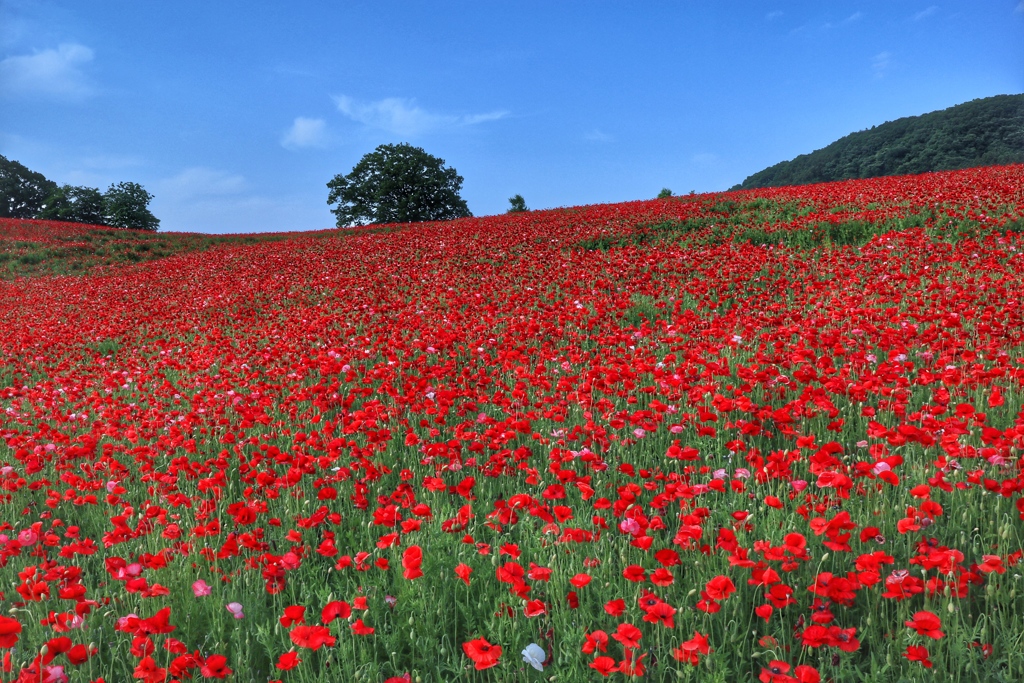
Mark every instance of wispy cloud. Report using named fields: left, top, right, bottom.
left=1016, top=1, right=1024, bottom=13
left=333, top=95, right=508, bottom=136
left=0, top=43, right=94, bottom=100
left=913, top=5, right=939, bottom=20
left=152, top=194, right=331, bottom=234
left=824, top=12, right=862, bottom=29
left=157, top=167, right=246, bottom=201
left=766, top=10, right=783, bottom=20
left=584, top=129, right=613, bottom=143
left=281, top=117, right=329, bottom=150
left=872, top=51, right=892, bottom=78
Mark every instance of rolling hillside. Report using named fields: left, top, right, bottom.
left=735, top=94, right=1024, bottom=189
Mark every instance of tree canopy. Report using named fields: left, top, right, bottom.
left=327, top=143, right=471, bottom=227
left=1, top=155, right=58, bottom=219
left=38, top=185, right=108, bottom=225
left=104, top=182, right=160, bottom=231
left=507, top=194, right=528, bottom=213
left=735, top=94, right=1024, bottom=189
left=1, top=155, right=160, bottom=229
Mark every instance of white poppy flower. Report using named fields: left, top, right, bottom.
left=521, top=643, right=546, bottom=671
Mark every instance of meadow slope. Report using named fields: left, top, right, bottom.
left=1, top=165, right=1024, bottom=683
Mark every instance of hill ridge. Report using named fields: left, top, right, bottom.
left=734, top=94, right=1024, bottom=189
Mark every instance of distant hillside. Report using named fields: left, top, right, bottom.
left=734, top=94, right=1024, bottom=189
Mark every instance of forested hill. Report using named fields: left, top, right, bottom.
left=734, top=94, right=1024, bottom=189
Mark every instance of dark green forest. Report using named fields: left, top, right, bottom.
left=735, top=94, right=1024, bottom=189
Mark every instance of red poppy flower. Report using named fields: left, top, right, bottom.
left=622, top=565, right=646, bottom=582
left=604, top=598, right=626, bottom=616
left=904, top=645, right=933, bottom=668
left=905, top=611, right=944, bottom=639
left=351, top=619, right=375, bottom=636
left=582, top=630, right=609, bottom=654
left=462, top=637, right=502, bottom=670
left=321, top=600, right=351, bottom=624
left=200, top=654, right=233, bottom=679
left=402, top=545, right=423, bottom=580
left=0, top=617, right=23, bottom=648
left=290, top=625, right=336, bottom=650
left=618, top=650, right=647, bottom=676
left=654, top=548, right=680, bottom=566
left=279, top=605, right=305, bottom=627
left=641, top=600, right=676, bottom=628
left=524, top=599, right=546, bottom=617
left=67, top=643, right=91, bottom=665
left=705, top=575, right=736, bottom=600
left=978, top=555, right=1005, bottom=574
left=589, top=656, right=617, bottom=676
left=134, top=656, right=167, bottom=683
left=612, top=623, right=642, bottom=649
left=794, top=664, right=821, bottom=683
left=759, top=660, right=793, bottom=683
left=276, top=651, right=302, bottom=670
left=527, top=564, right=552, bottom=581
left=454, top=563, right=473, bottom=585
left=569, top=573, right=591, bottom=588
left=649, top=567, right=674, bottom=586
left=672, top=631, right=710, bottom=666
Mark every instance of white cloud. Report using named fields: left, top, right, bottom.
left=0, top=43, right=94, bottom=99
left=913, top=6, right=939, bottom=20
left=691, top=153, right=719, bottom=164
left=584, top=129, right=613, bottom=142
left=1016, top=1, right=1023, bottom=13
left=824, top=12, right=862, bottom=29
left=152, top=194, right=332, bottom=234
left=766, top=10, right=783, bottom=20
left=333, top=95, right=507, bottom=136
left=872, top=51, right=892, bottom=77
left=157, top=167, right=246, bottom=201
left=281, top=117, right=328, bottom=149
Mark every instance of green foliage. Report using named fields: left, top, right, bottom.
left=327, top=143, right=471, bottom=227
left=741, top=220, right=883, bottom=248
left=0, top=154, right=58, bottom=218
left=657, top=188, right=673, bottom=198
left=736, top=94, right=1024, bottom=189
left=507, top=194, right=528, bottom=213
left=37, top=184, right=108, bottom=225
left=574, top=198, right=812, bottom=251
left=104, top=181, right=160, bottom=231
left=0, top=224, right=355, bottom=279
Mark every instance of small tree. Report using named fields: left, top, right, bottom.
left=0, top=154, right=58, bottom=218
left=657, top=188, right=673, bottom=199
left=38, top=185, right=107, bottom=225
left=507, top=194, right=528, bottom=213
left=327, top=143, right=471, bottom=226
left=104, top=181, right=159, bottom=231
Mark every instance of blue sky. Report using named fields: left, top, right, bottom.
left=2, top=1, right=1022, bottom=233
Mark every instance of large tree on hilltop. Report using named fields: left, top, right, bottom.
left=38, top=185, right=108, bottom=225
left=327, top=143, right=471, bottom=227
left=0, top=154, right=58, bottom=218
left=104, top=181, right=160, bottom=231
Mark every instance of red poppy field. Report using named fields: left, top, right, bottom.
left=1, top=165, right=1024, bottom=682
